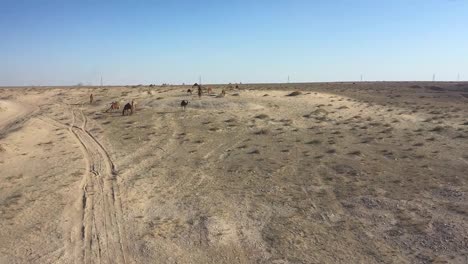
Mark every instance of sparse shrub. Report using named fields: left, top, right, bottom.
left=431, top=126, right=445, bottom=132
left=286, top=91, right=302, bottom=96
left=248, top=149, right=260, bottom=154
left=306, top=139, right=321, bottom=145
left=255, top=114, right=269, bottom=119
left=254, top=129, right=269, bottom=135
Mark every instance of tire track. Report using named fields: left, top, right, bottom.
left=66, top=106, right=129, bottom=264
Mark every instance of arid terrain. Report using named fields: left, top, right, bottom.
left=1, top=82, right=468, bottom=264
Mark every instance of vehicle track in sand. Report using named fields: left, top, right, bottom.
left=66, top=105, right=129, bottom=264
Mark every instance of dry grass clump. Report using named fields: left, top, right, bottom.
left=255, top=114, right=269, bottom=119
left=430, top=126, right=445, bottom=132
left=286, top=91, right=302, bottom=96
left=248, top=149, right=260, bottom=154
left=306, top=139, right=321, bottom=145
left=254, top=129, right=269, bottom=135
left=348, top=150, right=362, bottom=156
left=326, top=149, right=337, bottom=154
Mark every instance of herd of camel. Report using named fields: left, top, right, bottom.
left=89, top=83, right=235, bottom=115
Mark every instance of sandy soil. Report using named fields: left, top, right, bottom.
left=1, top=82, right=468, bottom=264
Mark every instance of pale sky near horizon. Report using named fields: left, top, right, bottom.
left=1, top=0, right=468, bottom=86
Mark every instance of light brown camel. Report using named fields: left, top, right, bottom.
left=105, top=101, right=120, bottom=112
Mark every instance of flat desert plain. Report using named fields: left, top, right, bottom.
left=1, top=82, right=468, bottom=264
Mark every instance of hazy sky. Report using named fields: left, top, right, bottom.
left=1, top=0, right=467, bottom=86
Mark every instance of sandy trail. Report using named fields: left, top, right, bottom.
left=66, top=105, right=129, bottom=264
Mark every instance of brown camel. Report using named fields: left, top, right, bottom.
left=180, top=100, right=189, bottom=110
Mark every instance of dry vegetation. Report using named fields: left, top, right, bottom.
left=0, top=82, right=468, bottom=263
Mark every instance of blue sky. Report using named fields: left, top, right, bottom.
left=1, top=0, right=467, bottom=86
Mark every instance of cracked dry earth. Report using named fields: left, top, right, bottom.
left=1, top=82, right=468, bottom=264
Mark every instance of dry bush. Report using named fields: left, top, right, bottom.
left=286, top=91, right=302, bottom=96
left=431, top=126, right=445, bottom=132
left=326, top=149, right=336, bottom=154
left=248, top=149, right=260, bottom=154
left=306, top=139, right=321, bottom=145
left=255, top=114, right=269, bottom=119
left=254, top=129, right=269, bottom=135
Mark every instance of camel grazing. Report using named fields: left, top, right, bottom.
left=180, top=100, right=189, bottom=110
left=187, top=89, right=192, bottom=95
left=105, top=101, right=120, bottom=112
left=122, top=101, right=134, bottom=116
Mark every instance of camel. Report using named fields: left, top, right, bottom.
left=132, top=99, right=137, bottom=111
left=187, top=89, right=192, bottom=95
left=122, top=100, right=134, bottom=116
left=180, top=100, right=189, bottom=110
left=105, top=101, right=120, bottom=112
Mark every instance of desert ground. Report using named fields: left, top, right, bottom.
left=0, top=82, right=467, bottom=264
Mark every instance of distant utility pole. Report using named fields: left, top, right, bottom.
left=360, top=74, right=363, bottom=82
left=457, top=73, right=460, bottom=82
left=432, top=74, right=436, bottom=82
left=100, top=76, right=103, bottom=87
left=288, top=75, right=290, bottom=83
left=199, top=75, right=202, bottom=85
